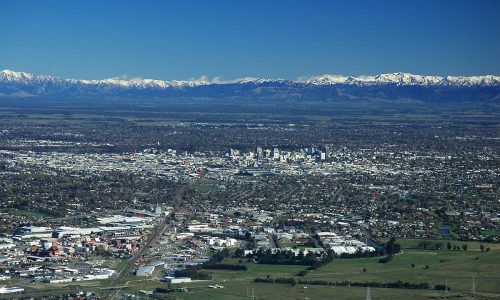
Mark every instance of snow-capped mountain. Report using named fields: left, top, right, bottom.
left=233, top=77, right=291, bottom=85
left=0, top=70, right=64, bottom=85
left=2, top=70, right=498, bottom=89
left=304, top=72, right=500, bottom=87
left=0, top=70, right=498, bottom=102
left=0, top=70, right=209, bottom=89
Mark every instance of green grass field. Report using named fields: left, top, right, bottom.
left=7, top=209, right=51, bottom=218
left=119, top=277, right=452, bottom=300
left=306, top=250, right=499, bottom=293
left=124, top=239, right=500, bottom=299
left=11, top=239, right=498, bottom=299
left=481, top=230, right=500, bottom=239
left=154, top=282, right=450, bottom=300
left=194, top=183, right=217, bottom=193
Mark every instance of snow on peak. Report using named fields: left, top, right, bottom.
left=0, top=70, right=35, bottom=82
left=234, top=77, right=289, bottom=84
left=0, top=70, right=64, bottom=86
left=303, top=75, right=349, bottom=85
left=304, top=72, right=499, bottom=87
left=1, top=70, right=499, bottom=89
left=444, top=75, right=499, bottom=86
left=0, top=70, right=212, bottom=89
left=78, top=76, right=210, bottom=89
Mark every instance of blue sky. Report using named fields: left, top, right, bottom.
left=0, top=0, right=499, bottom=80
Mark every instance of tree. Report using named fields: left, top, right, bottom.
left=363, top=267, right=367, bottom=273
left=462, top=244, right=468, bottom=251
left=211, top=249, right=230, bottom=262
left=480, top=244, right=485, bottom=252
left=235, top=248, right=245, bottom=258
left=411, top=263, right=415, bottom=268
left=447, top=242, right=452, bottom=250
left=386, top=237, right=401, bottom=254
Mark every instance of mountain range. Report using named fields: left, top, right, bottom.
left=1, top=70, right=499, bottom=103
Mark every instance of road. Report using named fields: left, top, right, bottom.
left=101, top=216, right=170, bottom=300
left=268, top=233, right=278, bottom=249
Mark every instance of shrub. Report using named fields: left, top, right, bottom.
left=379, top=255, right=393, bottom=264
left=434, top=284, right=450, bottom=291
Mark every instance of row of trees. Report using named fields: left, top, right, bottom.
left=174, top=265, right=211, bottom=280
left=202, top=263, right=247, bottom=271
left=417, top=240, right=491, bottom=252
left=255, top=277, right=450, bottom=291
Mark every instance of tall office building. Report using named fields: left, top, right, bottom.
left=256, top=147, right=263, bottom=158
left=273, top=148, right=280, bottom=160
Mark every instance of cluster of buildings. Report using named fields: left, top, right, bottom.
left=229, top=146, right=328, bottom=162
left=0, top=130, right=497, bottom=295
left=317, top=232, right=375, bottom=255
left=0, top=208, right=170, bottom=292
left=0, top=148, right=220, bottom=182
left=2, top=142, right=497, bottom=243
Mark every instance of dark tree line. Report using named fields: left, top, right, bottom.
left=256, top=277, right=449, bottom=291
